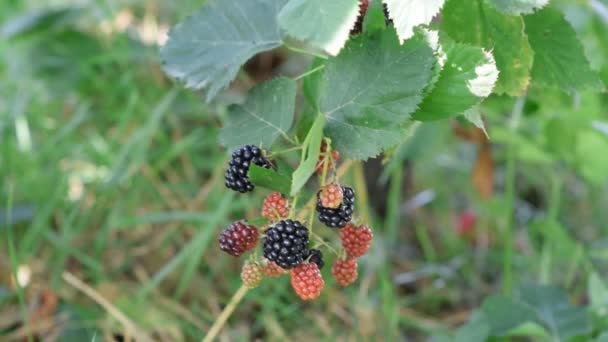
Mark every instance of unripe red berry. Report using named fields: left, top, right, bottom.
left=241, top=261, right=263, bottom=288
left=340, top=223, right=373, bottom=258
left=261, top=192, right=290, bottom=221
left=332, top=258, right=358, bottom=287
left=290, top=262, right=324, bottom=300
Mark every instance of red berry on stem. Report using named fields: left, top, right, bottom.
left=290, top=262, right=324, bottom=300
left=261, top=192, right=290, bottom=220
left=332, top=258, right=358, bottom=287
left=340, top=223, right=373, bottom=258
left=219, top=221, right=258, bottom=257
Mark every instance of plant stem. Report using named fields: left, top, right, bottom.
left=353, top=161, right=371, bottom=224
left=285, top=44, right=328, bottom=60
left=292, top=64, right=325, bottom=81
left=202, top=285, right=249, bottom=342
left=267, top=146, right=302, bottom=157
left=503, top=96, right=525, bottom=295
left=310, top=231, right=340, bottom=256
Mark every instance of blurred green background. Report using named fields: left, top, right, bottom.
left=2, top=0, right=608, bottom=341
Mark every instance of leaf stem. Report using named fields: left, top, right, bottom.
left=310, top=231, right=339, bottom=256
left=267, top=146, right=303, bottom=157
left=292, top=64, right=325, bottom=81
left=202, top=285, right=249, bottom=342
left=503, top=96, right=525, bottom=295
left=285, top=44, right=328, bottom=60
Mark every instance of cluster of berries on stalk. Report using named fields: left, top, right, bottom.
left=218, top=142, right=373, bottom=300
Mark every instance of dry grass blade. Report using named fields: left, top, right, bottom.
left=62, top=271, right=154, bottom=342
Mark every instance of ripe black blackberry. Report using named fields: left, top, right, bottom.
left=306, top=248, right=325, bottom=269
left=316, top=186, right=355, bottom=228
left=263, top=220, right=310, bottom=269
left=225, top=144, right=272, bottom=193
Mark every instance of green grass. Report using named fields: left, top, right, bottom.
left=2, top=0, right=608, bottom=341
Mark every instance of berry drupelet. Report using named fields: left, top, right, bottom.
left=263, top=220, right=310, bottom=269
left=225, top=144, right=272, bottom=193
left=219, top=221, right=258, bottom=257
left=317, top=186, right=355, bottom=228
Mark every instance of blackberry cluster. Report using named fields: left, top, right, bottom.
left=225, top=144, right=272, bottom=193
left=263, top=220, right=310, bottom=269
left=306, top=248, right=324, bottom=269
left=316, top=186, right=355, bottom=228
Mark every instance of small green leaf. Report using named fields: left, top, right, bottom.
left=279, top=0, right=360, bottom=56
left=382, top=0, right=445, bottom=43
left=588, top=273, right=608, bottom=312
left=220, top=78, right=296, bottom=150
left=481, top=295, right=538, bottom=335
left=319, top=29, right=435, bottom=160
left=454, top=311, right=491, bottom=342
left=519, top=285, right=592, bottom=340
left=463, top=107, right=488, bottom=137
left=161, top=0, right=287, bottom=101
left=249, top=164, right=291, bottom=194
left=441, top=0, right=534, bottom=96
left=248, top=217, right=270, bottom=226
left=290, top=114, right=324, bottom=196
left=524, top=6, right=604, bottom=91
left=413, top=39, right=498, bottom=121
left=363, top=0, right=388, bottom=34
left=487, top=0, right=549, bottom=14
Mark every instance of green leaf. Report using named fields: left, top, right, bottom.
left=486, top=0, right=549, bottom=15
left=249, top=164, right=292, bottom=194
left=291, top=114, right=324, bottom=196
left=319, top=29, right=435, bottom=160
left=506, top=322, right=551, bottom=339
left=519, top=285, right=592, bottom=340
left=279, top=0, right=360, bottom=56
left=382, top=0, right=445, bottom=43
left=481, top=295, right=538, bottom=335
left=160, top=0, right=287, bottom=102
left=594, top=332, right=608, bottom=342
left=1, top=7, right=83, bottom=39
left=576, top=132, right=608, bottom=185
left=248, top=217, right=270, bottom=226
left=413, top=39, right=498, bottom=121
left=363, top=0, right=388, bottom=34
left=463, top=107, right=489, bottom=137
left=588, top=273, right=608, bottom=310
left=441, top=0, right=534, bottom=96
left=220, top=78, right=296, bottom=151
left=524, top=6, right=604, bottom=91
left=454, top=311, right=491, bottom=342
